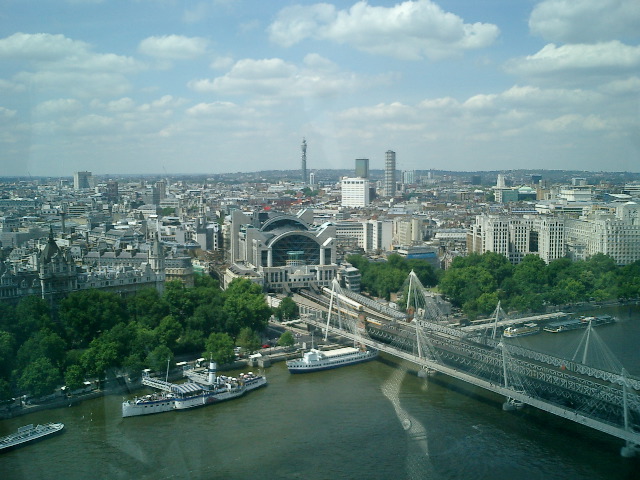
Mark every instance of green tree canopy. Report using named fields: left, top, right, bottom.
left=204, top=332, right=235, bottom=366
left=59, top=290, right=128, bottom=348
left=277, top=331, right=295, bottom=348
left=64, top=364, right=86, bottom=392
left=236, top=327, right=261, bottom=354
left=15, top=329, right=67, bottom=371
left=127, top=288, right=170, bottom=329
left=276, top=296, right=299, bottom=321
left=18, top=357, right=62, bottom=399
left=14, top=296, right=55, bottom=343
left=222, top=279, right=271, bottom=335
left=145, top=345, right=174, bottom=373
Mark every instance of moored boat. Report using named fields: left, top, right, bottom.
left=286, top=346, right=378, bottom=373
left=503, top=322, right=540, bottom=338
left=543, top=314, right=616, bottom=333
left=0, top=423, right=64, bottom=452
left=122, top=363, right=266, bottom=417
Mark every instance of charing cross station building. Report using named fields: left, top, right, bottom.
left=225, top=209, right=338, bottom=292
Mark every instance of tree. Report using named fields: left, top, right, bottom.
left=204, top=332, right=235, bottom=366
left=81, top=337, right=121, bottom=379
left=277, top=331, right=295, bottom=348
left=14, top=296, right=54, bottom=343
left=276, top=296, right=299, bottom=321
left=0, top=302, right=15, bottom=333
left=18, top=357, right=62, bottom=399
left=155, top=315, right=182, bottom=350
left=0, top=330, right=16, bottom=380
left=122, top=354, right=146, bottom=380
left=15, top=329, right=67, bottom=370
left=59, top=290, right=128, bottom=348
left=223, top=279, right=271, bottom=335
left=236, top=327, right=261, bottom=354
left=127, top=288, right=170, bottom=329
left=64, top=364, right=86, bottom=392
left=145, top=345, right=174, bottom=373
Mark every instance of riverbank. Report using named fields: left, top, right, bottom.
left=0, top=346, right=303, bottom=420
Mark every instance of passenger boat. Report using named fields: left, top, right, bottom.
left=543, top=314, right=616, bottom=333
left=503, top=322, right=540, bottom=338
left=0, top=423, right=64, bottom=452
left=122, top=362, right=266, bottom=417
left=286, top=346, right=378, bottom=373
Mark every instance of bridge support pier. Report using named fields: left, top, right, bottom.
left=620, top=442, right=639, bottom=458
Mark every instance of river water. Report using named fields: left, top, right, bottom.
left=1, top=305, right=640, bottom=480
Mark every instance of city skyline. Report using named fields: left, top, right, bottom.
left=1, top=1, right=639, bottom=176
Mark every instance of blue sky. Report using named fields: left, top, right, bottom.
left=1, top=0, right=639, bottom=176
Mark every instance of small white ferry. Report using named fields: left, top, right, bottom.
left=503, top=322, right=540, bottom=338
left=286, top=346, right=378, bottom=373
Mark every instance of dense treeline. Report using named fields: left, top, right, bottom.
left=347, top=252, right=640, bottom=320
left=0, top=277, right=272, bottom=401
left=439, top=253, right=640, bottom=319
left=346, top=253, right=438, bottom=300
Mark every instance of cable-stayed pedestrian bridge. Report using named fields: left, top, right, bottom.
left=296, top=273, right=640, bottom=457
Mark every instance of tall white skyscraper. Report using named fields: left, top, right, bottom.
left=384, top=150, right=396, bottom=197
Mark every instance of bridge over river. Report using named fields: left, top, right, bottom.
left=295, top=273, right=640, bottom=457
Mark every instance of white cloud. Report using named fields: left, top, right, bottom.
left=138, top=35, right=209, bottom=60
left=0, top=33, right=142, bottom=98
left=0, top=107, right=17, bottom=120
left=0, top=33, right=139, bottom=72
left=210, top=56, right=235, bottom=70
left=33, top=98, right=83, bottom=116
left=331, top=82, right=629, bottom=147
left=529, top=0, right=640, bottom=43
left=505, top=41, right=640, bottom=85
left=268, top=0, right=499, bottom=60
left=189, top=55, right=381, bottom=99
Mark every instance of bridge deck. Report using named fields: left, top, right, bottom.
left=301, top=316, right=640, bottom=447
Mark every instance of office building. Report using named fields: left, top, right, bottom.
left=565, top=202, right=640, bottom=265
left=341, top=177, right=370, bottom=207
left=402, top=170, right=415, bottom=185
left=355, top=158, right=369, bottom=179
left=335, top=219, right=392, bottom=253
left=74, top=171, right=92, bottom=190
left=384, top=150, right=396, bottom=197
left=470, top=214, right=565, bottom=264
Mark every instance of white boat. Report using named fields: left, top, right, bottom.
left=122, top=363, right=266, bottom=417
left=503, top=322, right=540, bottom=338
left=0, top=423, right=64, bottom=452
left=286, top=346, right=378, bottom=373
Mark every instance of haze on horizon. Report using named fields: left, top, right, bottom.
left=0, top=0, right=639, bottom=177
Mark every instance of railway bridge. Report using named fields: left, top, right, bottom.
left=295, top=273, right=640, bottom=457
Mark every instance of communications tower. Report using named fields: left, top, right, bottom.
left=301, top=138, right=307, bottom=185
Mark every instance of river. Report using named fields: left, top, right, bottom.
left=1, top=305, right=639, bottom=480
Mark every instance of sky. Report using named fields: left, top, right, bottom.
left=0, top=0, right=639, bottom=177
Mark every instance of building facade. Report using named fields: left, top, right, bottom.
left=470, top=214, right=565, bottom=264
left=384, top=150, right=396, bottom=197
left=355, top=158, right=369, bottom=179
left=227, top=209, right=339, bottom=292
left=73, top=171, right=92, bottom=190
left=341, top=177, right=370, bottom=207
